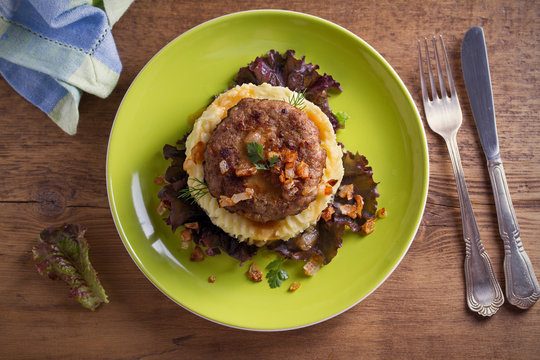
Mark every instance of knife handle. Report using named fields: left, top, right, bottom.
left=487, top=157, right=540, bottom=308
left=446, top=135, right=504, bottom=316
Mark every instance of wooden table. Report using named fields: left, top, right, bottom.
left=1, top=1, right=539, bottom=358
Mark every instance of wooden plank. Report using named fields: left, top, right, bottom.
left=0, top=0, right=539, bottom=359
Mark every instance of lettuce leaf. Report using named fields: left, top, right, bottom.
left=235, top=49, right=343, bottom=131
left=267, top=152, right=379, bottom=264
left=32, top=224, right=109, bottom=311
left=158, top=142, right=207, bottom=232
left=157, top=144, right=379, bottom=267
left=331, top=151, right=380, bottom=231
left=157, top=143, right=259, bottom=263
left=268, top=221, right=345, bottom=265
left=193, top=218, right=258, bottom=263
left=158, top=52, right=380, bottom=268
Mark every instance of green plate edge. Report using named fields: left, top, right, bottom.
left=107, top=10, right=429, bottom=331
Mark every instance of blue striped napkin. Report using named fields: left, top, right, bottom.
left=0, top=0, right=133, bottom=134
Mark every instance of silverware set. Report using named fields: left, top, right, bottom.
left=418, top=27, right=540, bottom=316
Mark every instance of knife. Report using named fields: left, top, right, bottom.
left=461, top=26, right=540, bottom=309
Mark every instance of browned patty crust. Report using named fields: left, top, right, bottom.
left=204, top=98, right=327, bottom=223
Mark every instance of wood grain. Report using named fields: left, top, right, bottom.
left=1, top=0, right=539, bottom=359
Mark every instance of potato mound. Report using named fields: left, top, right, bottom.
left=183, top=83, right=344, bottom=245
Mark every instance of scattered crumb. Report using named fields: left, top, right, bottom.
left=289, top=281, right=301, bottom=292
left=190, top=246, right=204, bottom=262
left=184, top=222, right=200, bottom=232
left=154, top=174, right=166, bottom=185
left=304, top=256, right=324, bottom=276
left=247, top=262, right=263, bottom=282
left=361, top=218, right=376, bottom=234
left=156, top=201, right=167, bottom=216
left=208, top=275, right=216, bottom=283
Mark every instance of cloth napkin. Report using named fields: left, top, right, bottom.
left=0, top=0, right=133, bottom=135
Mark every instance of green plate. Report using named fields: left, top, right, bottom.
left=107, top=10, right=428, bottom=331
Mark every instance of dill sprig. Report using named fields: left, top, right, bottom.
left=288, top=89, right=307, bottom=109
left=178, top=178, right=209, bottom=203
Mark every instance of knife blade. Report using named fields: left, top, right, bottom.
left=461, top=26, right=540, bottom=309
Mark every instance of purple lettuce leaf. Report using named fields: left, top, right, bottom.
left=269, top=151, right=378, bottom=264
left=331, top=151, right=380, bottom=231
left=158, top=143, right=206, bottom=232
left=32, top=224, right=108, bottom=311
left=268, top=221, right=345, bottom=265
left=158, top=183, right=205, bottom=233
left=158, top=137, right=378, bottom=267
left=157, top=143, right=258, bottom=263
left=163, top=144, right=187, bottom=184
left=235, top=49, right=343, bottom=131
left=193, top=218, right=258, bottom=264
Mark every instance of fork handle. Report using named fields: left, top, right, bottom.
left=446, top=134, right=504, bottom=316
left=487, top=156, right=540, bottom=308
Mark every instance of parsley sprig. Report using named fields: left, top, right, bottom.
left=266, top=257, right=289, bottom=288
left=178, top=178, right=209, bottom=203
left=247, top=142, right=279, bottom=170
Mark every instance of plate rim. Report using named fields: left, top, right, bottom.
left=106, top=9, right=429, bottom=332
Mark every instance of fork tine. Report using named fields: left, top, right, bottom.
left=439, top=35, right=457, bottom=97
left=432, top=36, right=447, bottom=98
left=418, top=40, right=430, bottom=103
left=423, top=38, right=438, bottom=100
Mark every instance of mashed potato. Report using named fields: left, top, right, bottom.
left=184, top=83, right=344, bottom=245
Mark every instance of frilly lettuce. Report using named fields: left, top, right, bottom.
left=331, top=151, right=380, bottom=231
left=157, top=51, right=380, bottom=269
left=235, top=49, right=343, bottom=131
left=32, top=224, right=108, bottom=311
left=157, top=145, right=379, bottom=267
left=157, top=143, right=259, bottom=263
left=267, top=152, right=379, bottom=264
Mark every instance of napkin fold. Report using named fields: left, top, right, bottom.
left=0, top=0, right=133, bottom=134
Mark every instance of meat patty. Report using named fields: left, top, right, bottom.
left=204, top=98, right=326, bottom=223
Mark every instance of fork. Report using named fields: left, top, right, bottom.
left=418, top=35, right=504, bottom=316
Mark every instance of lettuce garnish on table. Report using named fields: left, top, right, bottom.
left=32, top=224, right=109, bottom=311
